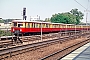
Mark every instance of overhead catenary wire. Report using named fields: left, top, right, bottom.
left=74, top=0, right=90, bottom=32
left=74, top=0, right=90, bottom=22
left=74, top=0, right=87, bottom=10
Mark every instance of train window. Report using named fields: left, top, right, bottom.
left=35, top=23, right=36, bottom=28
left=38, top=23, right=41, bottom=28
left=30, top=23, right=32, bottom=28
left=53, top=25, right=54, bottom=28
left=58, top=25, right=59, bottom=28
left=28, top=23, right=30, bottom=28
left=18, top=24, right=23, bottom=27
left=35, top=23, right=38, bottom=28
left=32, top=23, right=35, bottom=28
left=71, top=26, right=72, bottom=28
left=13, top=22, right=17, bottom=26
left=48, top=24, right=50, bottom=28
left=49, top=24, right=51, bottom=28
left=59, top=25, right=60, bottom=28
left=67, top=25, right=68, bottom=28
left=52, top=25, right=54, bottom=28
left=69, top=25, right=71, bottom=28
left=41, top=23, right=43, bottom=28
left=32, top=23, right=33, bottom=28
left=37, top=24, right=39, bottom=28
left=33, top=23, right=35, bottom=28
left=50, top=24, right=52, bottom=28
left=52, top=24, right=53, bottom=28
left=42, top=24, right=45, bottom=28
left=57, top=25, right=59, bottom=28
left=42, top=24, right=44, bottom=28
left=64, top=25, right=65, bottom=28
left=54, top=25, right=56, bottom=28
left=55, top=25, right=57, bottom=28
left=25, top=23, right=26, bottom=28
left=61, top=25, right=63, bottom=28
left=62, top=25, right=65, bottom=28
left=56, top=25, right=57, bottom=28
left=46, top=24, right=48, bottom=28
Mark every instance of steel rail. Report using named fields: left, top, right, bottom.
left=0, top=31, right=90, bottom=59
left=0, top=34, right=78, bottom=59
left=40, top=39, right=90, bottom=60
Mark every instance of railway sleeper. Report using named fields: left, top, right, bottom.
left=8, top=43, right=55, bottom=58
left=0, top=52, right=12, bottom=59
left=41, top=39, right=90, bottom=60
left=59, top=40, right=90, bottom=59
left=0, top=35, right=89, bottom=60
left=0, top=42, right=13, bottom=48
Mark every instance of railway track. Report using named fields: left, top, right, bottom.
left=0, top=31, right=87, bottom=60
left=40, top=38, right=90, bottom=60
left=0, top=31, right=89, bottom=49
left=0, top=31, right=81, bottom=48
left=2, top=32, right=90, bottom=60
left=0, top=31, right=90, bottom=59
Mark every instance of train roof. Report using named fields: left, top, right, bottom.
left=12, top=20, right=75, bottom=25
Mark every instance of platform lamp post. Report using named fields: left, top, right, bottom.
left=6, top=19, right=8, bottom=39
left=86, top=12, right=88, bottom=33
left=40, top=16, right=43, bottom=41
left=75, top=25, right=76, bottom=38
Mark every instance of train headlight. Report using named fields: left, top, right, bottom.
left=13, top=29, right=14, bottom=31
left=20, top=29, right=22, bottom=31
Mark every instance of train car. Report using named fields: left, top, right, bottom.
left=11, top=20, right=63, bottom=35
left=11, top=20, right=89, bottom=35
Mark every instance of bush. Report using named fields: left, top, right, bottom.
left=0, top=30, right=11, bottom=36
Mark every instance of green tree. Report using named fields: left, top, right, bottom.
left=51, top=12, right=77, bottom=24
left=70, top=8, right=84, bottom=24
left=0, top=19, right=4, bottom=23
left=45, top=18, right=51, bottom=22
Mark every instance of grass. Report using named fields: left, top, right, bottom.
left=0, top=30, right=12, bottom=36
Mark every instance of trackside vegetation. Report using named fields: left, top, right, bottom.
left=0, top=30, right=11, bottom=36
left=45, top=8, right=84, bottom=25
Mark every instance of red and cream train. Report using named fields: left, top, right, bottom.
left=11, top=20, right=90, bottom=35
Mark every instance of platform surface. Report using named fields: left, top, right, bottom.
left=61, top=42, right=90, bottom=60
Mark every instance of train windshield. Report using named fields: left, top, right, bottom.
left=13, top=22, right=17, bottom=27
left=18, top=24, right=23, bottom=27
left=13, top=22, right=23, bottom=27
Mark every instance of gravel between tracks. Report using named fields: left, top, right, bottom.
left=5, top=36, right=87, bottom=60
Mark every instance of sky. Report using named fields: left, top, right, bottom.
left=0, top=0, right=90, bottom=23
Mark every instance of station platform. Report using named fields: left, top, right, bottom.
left=61, top=42, right=90, bottom=60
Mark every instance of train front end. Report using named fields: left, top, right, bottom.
left=11, top=20, right=24, bottom=35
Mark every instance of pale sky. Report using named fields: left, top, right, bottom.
left=0, top=0, right=90, bottom=23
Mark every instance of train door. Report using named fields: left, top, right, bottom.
left=13, top=22, right=17, bottom=27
